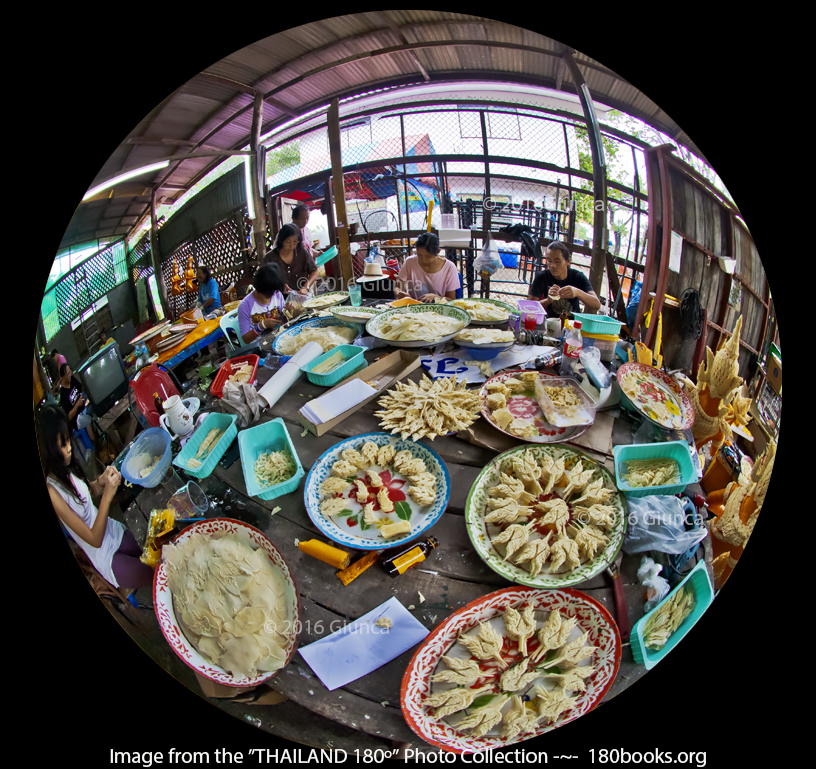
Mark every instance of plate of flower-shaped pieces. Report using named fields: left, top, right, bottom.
left=464, top=444, right=627, bottom=588
left=401, top=586, right=621, bottom=753
left=479, top=370, right=593, bottom=443
left=154, top=518, right=301, bottom=686
left=303, top=432, right=451, bottom=550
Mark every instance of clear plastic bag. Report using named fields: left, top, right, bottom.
left=474, top=240, right=503, bottom=275
left=637, top=556, right=670, bottom=613
left=622, top=495, right=708, bottom=555
left=579, top=345, right=611, bottom=389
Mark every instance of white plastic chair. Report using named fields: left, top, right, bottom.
left=219, top=309, right=242, bottom=350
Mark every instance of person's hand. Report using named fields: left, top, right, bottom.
left=102, top=467, right=121, bottom=498
left=548, top=285, right=561, bottom=300
left=420, top=293, right=439, bottom=304
left=558, top=286, right=578, bottom=299
left=298, top=286, right=311, bottom=296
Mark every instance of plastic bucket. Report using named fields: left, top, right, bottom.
left=121, top=428, right=173, bottom=488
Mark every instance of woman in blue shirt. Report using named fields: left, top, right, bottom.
left=195, top=265, right=222, bottom=313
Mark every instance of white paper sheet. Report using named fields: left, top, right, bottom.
left=669, top=230, right=683, bottom=273
left=299, top=378, right=378, bottom=424
left=420, top=345, right=558, bottom=384
left=298, top=597, right=430, bottom=691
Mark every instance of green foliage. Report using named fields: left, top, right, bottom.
left=266, top=143, right=301, bottom=178
left=394, top=501, right=412, bottom=521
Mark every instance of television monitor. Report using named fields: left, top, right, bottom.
left=77, top=341, right=129, bottom=417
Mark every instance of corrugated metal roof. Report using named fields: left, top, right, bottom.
left=59, top=12, right=706, bottom=252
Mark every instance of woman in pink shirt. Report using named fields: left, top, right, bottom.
left=396, top=233, right=459, bottom=303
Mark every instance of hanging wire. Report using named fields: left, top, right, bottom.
left=679, top=287, right=703, bottom=340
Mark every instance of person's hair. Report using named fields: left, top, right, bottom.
left=415, top=232, right=441, bottom=256
left=197, top=264, right=212, bottom=282
left=546, top=241, right=571, bottom=262
left=292, top=204, right=310, bottom=221
left=51, top=349, right=59, bottom=357
left=271, top=223, right=302, bottom=252
left=37, top=404, right=88, bottom=503
left=59, top=362, right=71, bottom=377
left=253, top=263, right=286, bottom=298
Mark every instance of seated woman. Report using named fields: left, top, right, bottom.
left=396, top=232, right=459, bottom=303
left=264, top=223, right=319, bottom=296
left=237, top=263, right=288, bottom=345
left=527, top=241, right=600, bottom=317
left=58, top=363, right=86, bottom=435
left=195, top=264, right=222, bottom=313
left=39, top=404, right=154, bottom=590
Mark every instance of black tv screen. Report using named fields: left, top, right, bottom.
left=77, top=341, right=129, bottom=416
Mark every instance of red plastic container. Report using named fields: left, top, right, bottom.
left=210, top=355, right=260, bottom=399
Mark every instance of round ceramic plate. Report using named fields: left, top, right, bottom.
left=130, top=320, right=171, bottom=345
left=156, top=332, right=190, bottom=352
left=401, top=586, right=621, bottom=753
left=328, top=305, right=384, bottom=323
left=617, top=362, right=694, bottom=431
left=479, top=370, right=591, bottom=443
left=303, top=432, right=451, bottom=550
left=454, top=334, right=517, bottom=350
left=302, top=291, right=349, bottom=310
left=464, top=443, right=627, bottom=588
left=365, top=304, right=471, bottom=348
left=154, top=518, right=300, bottom=686
left=272, top=317, right=363, bottom=356
left=447, top=298, right=516, bottom=326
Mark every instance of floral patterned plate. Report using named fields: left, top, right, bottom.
left=479, top=370, right=591, bottom=443
left=303, top=432, right=451, bottom=550
left=401, top=586, right=621, bottom=753
left=153, top=518, right=301, bottom=687
left=464, top=444, right=627, bottom=588
left=617, top=362, right=694, bottom=431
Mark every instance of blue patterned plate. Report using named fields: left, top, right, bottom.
left=303, top=432, right=451, bottom=550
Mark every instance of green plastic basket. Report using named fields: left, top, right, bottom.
left=173, top=413, right=238, bottom=479
left=613, top=440, right=696, bottom=497
left=300, top=344, right=366, bottom=386
left=630, top=560, right=714, bottom=669
left=238, top=417, right=305, bottom=501
left=572, top=312, right=623, bottom=336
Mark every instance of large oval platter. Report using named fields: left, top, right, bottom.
left=365, top=304, right=470, bottom=348
left=302, top=291, right=349, bottom=310
left=272, top=317, right=363, bottom=357
left=464, top=444, right=627, bottom=588
left=479, top=370, right=591, bottom=444
left=401, top=586, right=621, bottom=753
left=154, top=517, right=301, bottom=687
left=447, top=297, right=517, bottom=326
left=327, top=305, right=384, bottom=323
left=617, top=362, right=694, bottom=431
left=303, top=432, right=451, bottom=550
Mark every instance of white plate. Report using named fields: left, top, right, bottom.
left=303, top=433, right=450, bottom=550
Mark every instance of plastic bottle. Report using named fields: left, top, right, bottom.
left=559, top=320, right=583, bottom=377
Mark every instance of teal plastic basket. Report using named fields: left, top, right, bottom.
left=630, top=560, right=714, bottom=669
left=316, top=245, right=338, bottom=266
left=173, top=413, right=238, bottom=479
left=238, top=417, right=305, bottom=501
left=613, top=440, right=696, bottom=497
left=572, top=312, right=623, bottom=336
left=300, top=344, right=366, bottom=386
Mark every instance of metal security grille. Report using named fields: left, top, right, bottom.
left=128, top=232, right=154, bottom=282
left=42, top=240, right=128, bottom=341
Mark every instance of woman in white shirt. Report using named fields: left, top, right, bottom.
left=39, top=405, right=154, bottom=590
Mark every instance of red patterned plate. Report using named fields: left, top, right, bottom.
left=401, top=586, right=621, bottom=753
left=153, top=517, right=301, bottom=687
left=479, top=370, right=591, bottom=443
left=617, top=362, right=694, bottom=430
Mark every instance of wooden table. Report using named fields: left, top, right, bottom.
left=122, top=347, right=711, bottom=754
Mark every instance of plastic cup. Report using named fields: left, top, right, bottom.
left=349, top=283, right=362, bottom=306
left=167, top=481, right=209, bottom=520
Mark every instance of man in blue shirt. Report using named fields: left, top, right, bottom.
left=195, top=265, right=222, bottom=312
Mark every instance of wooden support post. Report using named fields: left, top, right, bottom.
left=562, top=50, right=607, bottom=311
left=249, top=91, right=267, bottom=262
left=150, top=189, right=170, bottom=319
left=327, top=98, right=353, bottom=287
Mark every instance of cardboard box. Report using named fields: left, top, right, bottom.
left=298, top=350, right=421, bottom=436
left=766, top=353, right=782, bottom=394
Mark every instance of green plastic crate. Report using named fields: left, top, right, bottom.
left=173, top=413, right=238, bottom=479
left=630, top=560, right=714, bottom=669
left=300, top=344, right=366, bottom=386
left=238, top=418, right=305, bottom=501
left=613, top=440, right=696, bottom=497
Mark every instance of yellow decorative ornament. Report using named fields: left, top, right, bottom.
left=684, top=316, right=743, bottom=451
